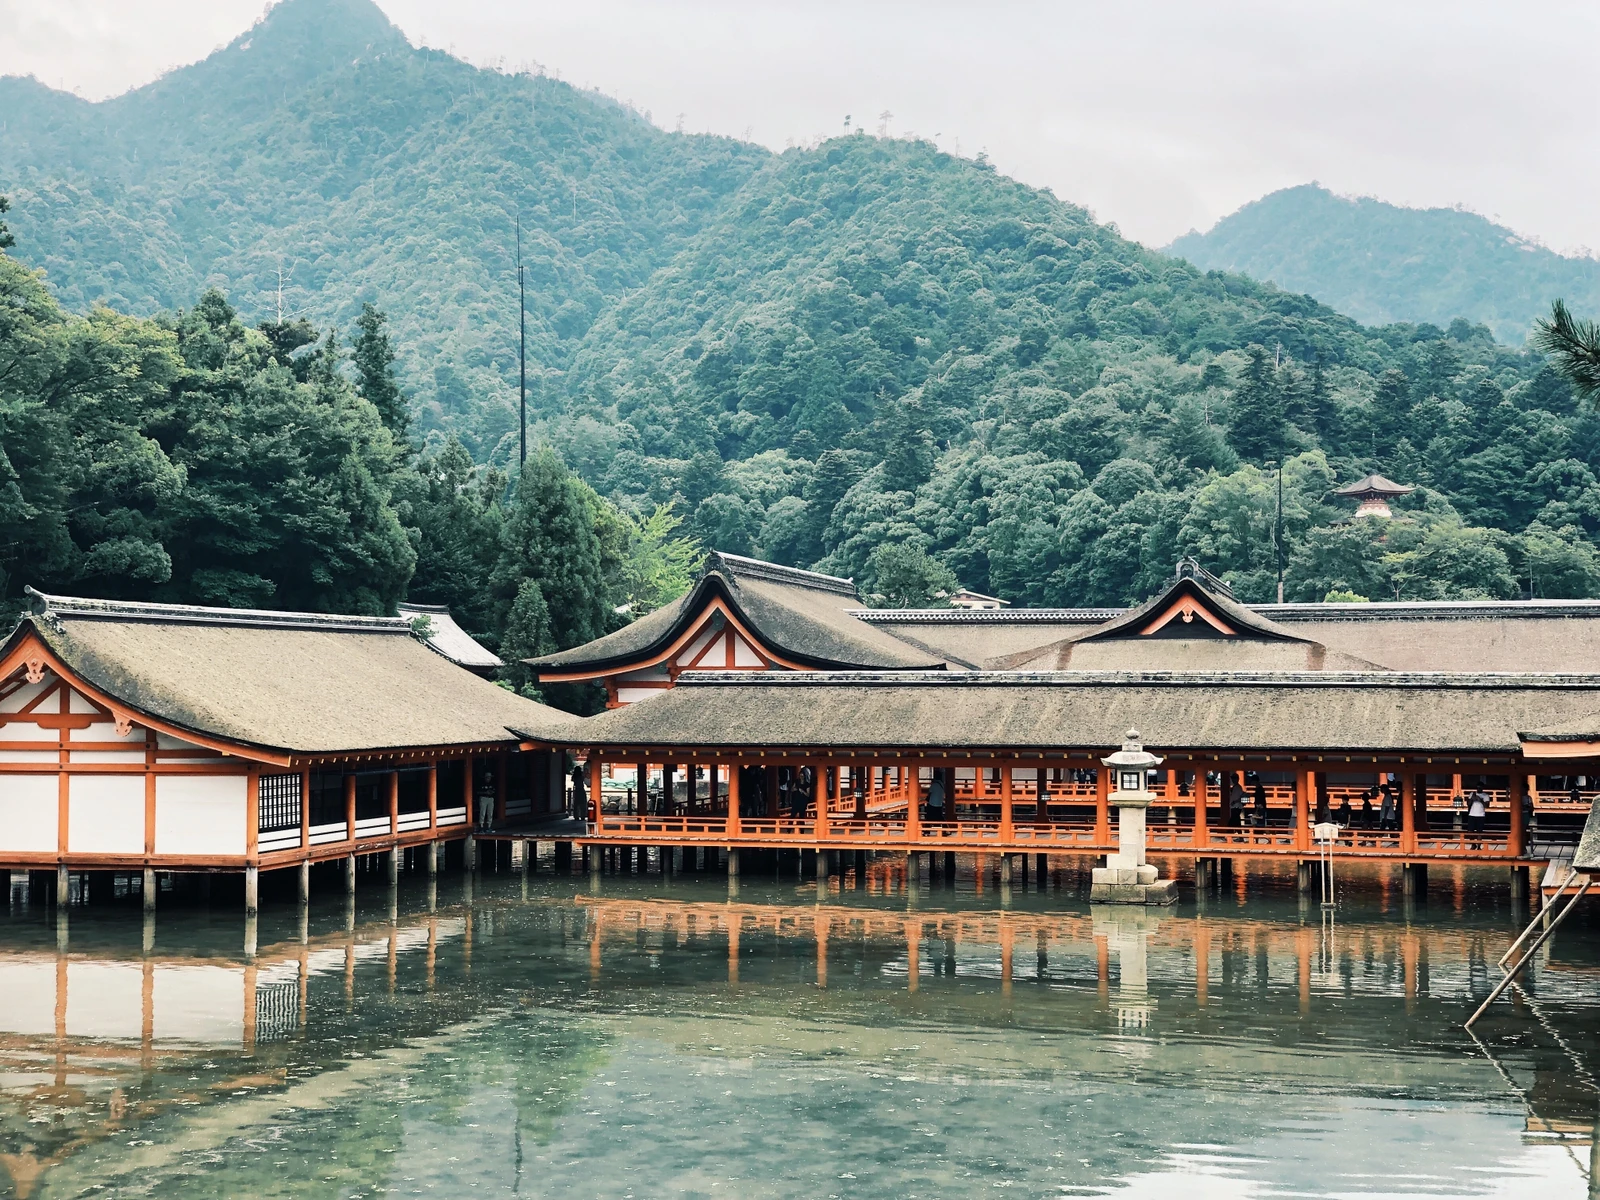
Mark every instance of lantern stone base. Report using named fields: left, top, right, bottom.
left=1090, top=864, right=1179, bottom=905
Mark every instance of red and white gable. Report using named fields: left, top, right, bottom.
left=603, top=603, right=796, bottom=708
left=0, top=655, right=250, bottom=861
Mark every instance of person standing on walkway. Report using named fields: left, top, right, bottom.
left=570, top=762, right=587, bottom=824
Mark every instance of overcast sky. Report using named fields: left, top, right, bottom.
left=4, top=0, right=1596, bottom=254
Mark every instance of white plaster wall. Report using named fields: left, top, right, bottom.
left=69, top=751, right=146, bottom=764
left=0, top=717, right=49, bottom=741
left=0, top=680, right=52, bottom=712
left=0, top=751, right=57, bottom=763
left=155, top=774, right=247, bottom=856
left=732, top=631, right=764, bottom=667
left=0, top=774, right=59, bottom=852
left=68, top=689, right=100, bottom=715
left=68, top=775, right=145, bottom=854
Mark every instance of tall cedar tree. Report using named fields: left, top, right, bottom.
left=1226, top=346, right=1286, bottom=464
left=351, top=303, right=408, bottom=441
left=494, top=448, right=609, bottom=651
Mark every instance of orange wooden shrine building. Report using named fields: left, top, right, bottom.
left=0, top=591, right=573, bottom=911
left=526, top=555, right=1600, bottom=890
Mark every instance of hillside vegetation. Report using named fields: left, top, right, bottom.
left=1168, top=185, right=1600, bottom=344
left=4, top=0, right=1599, bottom=630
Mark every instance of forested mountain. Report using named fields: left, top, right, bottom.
left=5, top=0, right=1600, bottom=653
left=1168, top=185, right=1600, bottom=344
left=0, top=0, right=766, bottom=459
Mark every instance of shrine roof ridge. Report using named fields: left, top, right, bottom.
left=25, top=588, right=411, bottom=635
left=672, top=668, right=1600, bottom=691
left=852, top=598, right=1600, bottom=626
left=707, top=552, right=857, bottom=597
left=852, top=607, right=1123, bottom=624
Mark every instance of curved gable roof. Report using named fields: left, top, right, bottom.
left=530, top=554, right=945, bottom=675
left=7, top=592, right=574, bottom=756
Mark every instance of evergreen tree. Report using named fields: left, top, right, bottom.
left=497, top=579, right=553, bottom=697
left=494, top=448, right=609, bottom=651
left=1370, top=369, right=1413, bottom=448
left=1225, top=346, right=1285, bottom=464
left=352, top=303, right=408, bottom=441
left=1165, top=399, right=1237, bottom=474
left=866, top=542, right=957, bottom=608
left=0, top=196, right=13, bottom=251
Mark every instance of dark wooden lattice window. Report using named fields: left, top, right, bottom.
left=397, top=769, right=430, bottom=814
left=258, top=773, right=303, bottom=833
left=309, top=772, right=346, bottom=827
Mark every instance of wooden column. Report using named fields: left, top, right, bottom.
left=906, top=766, right=922, bottom=842
left=300, top=768, right=312, bottom=848
left=1094, top=764, right=1110, bottom=844
left=427, top=764, right=438, bottom=832
left=726, top=763, right=742, bottom=837
left=496, top=749, right=509, bottom=823
left=1400, top=771, right=1417, bottom=855
left=1508, top=771, right=1525, bottom=857
left=766, top=764, right=780, bottom=819
left=999, top=763, right=1014, bottom=842
left=462, top=752, right=475, bottom=827
left=1293, top=767, right=1310, bottom=852
left=246, top=768, right=261, bottom=863
left=589, top=755, right=603, bottom=827
left=344, top=774, right=356, bottom=844
left=639, top=760, right=651, bottom=815
left=853, top=765, right=866, bottom=820
left=1193, top=766, right=1209, bottom=848
left=387, top=770, right=399, bottom=836
left=815, top=764, right=830, bottom=839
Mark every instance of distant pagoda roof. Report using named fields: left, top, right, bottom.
left=1333, top=473, right=1415, bottom=500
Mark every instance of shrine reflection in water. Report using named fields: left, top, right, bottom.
left=3, top=856, right=1600, bottom=1198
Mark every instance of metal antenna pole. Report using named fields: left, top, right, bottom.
left=517, top=215, right=527, bottom=468
left=1276, top=463, right=1284, bottom=604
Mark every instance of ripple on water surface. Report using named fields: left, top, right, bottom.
left=0, top=857, right=1596, bottom=1197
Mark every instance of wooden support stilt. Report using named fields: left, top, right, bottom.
left=297, top=860, right=311, bottom=905
left=56, top=864, right=69, bottom=907
left=143, top=867, right=157, bottom=913
left=344, top=853, right=356, bottom=895
left=244, top=866, right=259, bottom=915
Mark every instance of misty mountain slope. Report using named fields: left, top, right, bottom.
left=1167, top=185, right=1600, bottom=343
left=0, top=0, right=768, bottom=454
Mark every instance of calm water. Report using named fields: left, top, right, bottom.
left=3, top=855, right=1599, bottom=1198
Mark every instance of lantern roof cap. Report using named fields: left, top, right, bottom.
left=1101, top=728, right=1164, bottom=769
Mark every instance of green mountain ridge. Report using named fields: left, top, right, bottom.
left=6, top=0, right=1600, bottom=622
left=0, top=0, right=768, bottom=457
left=1167, top=184, right=1600, bottom=344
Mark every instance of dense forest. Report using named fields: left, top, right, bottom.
left=5, top=0, right=1600, bottom=682
left=1169, top=185, right=1600, bottom=345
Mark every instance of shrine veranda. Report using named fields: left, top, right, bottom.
left=8, top=556, right=1600, bottom=910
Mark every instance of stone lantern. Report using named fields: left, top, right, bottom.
left=1090, top=730, right=1179, bottom=906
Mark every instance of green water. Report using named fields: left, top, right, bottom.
left=3, top=856, right=1598, bottom=1198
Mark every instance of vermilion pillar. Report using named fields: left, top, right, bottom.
left=1508, top=772, right=1525, bottom=857
left=1094, top=765, right=1110, bottom=844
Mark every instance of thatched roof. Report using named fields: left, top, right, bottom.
left=534, top=670, right=1600, bottom=757
left=11, top=592, right=574, bottom=756
left=396, top=603, right=503, bottom=672
left=531, top=552, right=943, bottom=674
